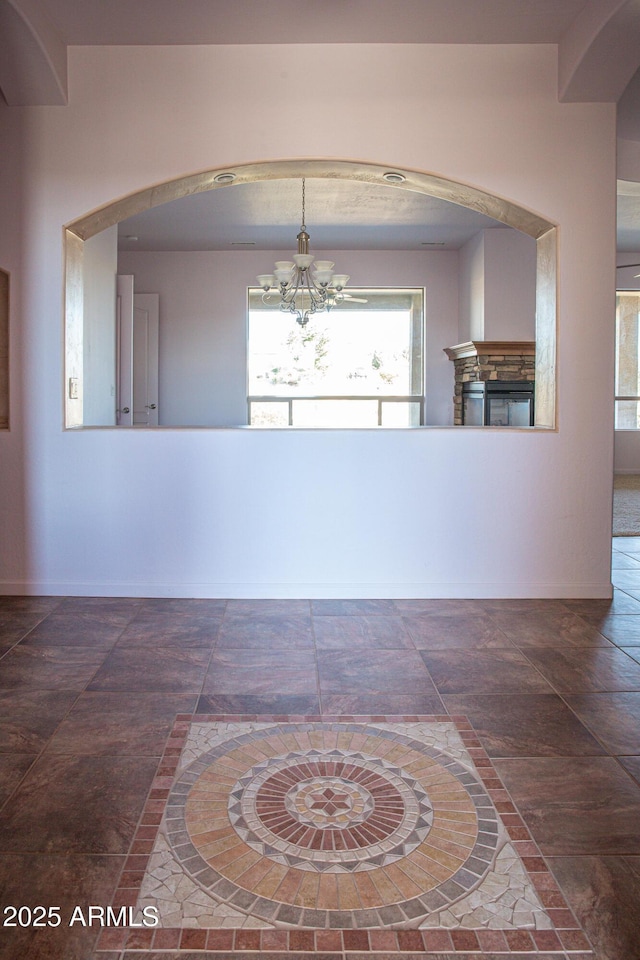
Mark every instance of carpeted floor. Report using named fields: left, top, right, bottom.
left=613, top=474, right=640, bottom=535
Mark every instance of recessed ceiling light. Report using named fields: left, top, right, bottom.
left=213, top=172, right=236, bottom=184
left=383, top=172, right=406, bottom=183
left=124, top=235, right=138, bottom=241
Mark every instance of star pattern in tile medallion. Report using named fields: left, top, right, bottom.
left=100, top=714, right=595, bottom=957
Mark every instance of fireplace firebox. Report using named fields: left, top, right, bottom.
left=462, top=380, right=534, bottom=426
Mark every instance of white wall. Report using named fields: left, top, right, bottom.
left=484, top=229, right=537, bottom=341
left=83, top=225, right=117, bottom=425
left=0, top=43, right=616, bottom=597
left=117, top=248, right=460, bottom=428
left=458, top=228, right=536, bottom=343
left=459, top=231, right=484, bottom=342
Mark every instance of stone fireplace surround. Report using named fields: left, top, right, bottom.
left=444, top=341, right=535, bottom=426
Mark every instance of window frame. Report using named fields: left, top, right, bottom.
left=615, top=290, right=640, bottom=430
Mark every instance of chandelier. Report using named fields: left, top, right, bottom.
left=257, top=179, right=350, bottom=326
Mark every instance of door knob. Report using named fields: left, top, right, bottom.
left=146, top=403, right=157, bottom=410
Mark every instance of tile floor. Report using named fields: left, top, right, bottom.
left=0, top=539, right=638, bottom=959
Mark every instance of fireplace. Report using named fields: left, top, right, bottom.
left=444, top=340, right=535, bottom=426
left=462, top=380, right=534, bottom=426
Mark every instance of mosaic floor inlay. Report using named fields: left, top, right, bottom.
left=96, top=715, right=594, bottom=956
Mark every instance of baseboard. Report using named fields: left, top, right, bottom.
left=0, top=579, right=615, bottom=600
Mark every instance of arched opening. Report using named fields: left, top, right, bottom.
left=64, top=158, right=556, bottom=429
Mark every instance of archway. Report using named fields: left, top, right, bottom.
left=64, top=158, right=556, bottom=428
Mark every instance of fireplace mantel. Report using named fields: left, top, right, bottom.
left=444, top=341, right=535, bottom=361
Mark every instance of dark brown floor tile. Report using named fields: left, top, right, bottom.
left=0, top=597, right=62, bottom=615
left=0, top=646, right=107, bottom=691
left=580, top=614, right=640, bottom=645
left=620, top=757, right=640, bottom=784
left=317, top=649, right=437, bottom=695
left=393, top=598, right=488, bottom=616
left=320, top=693, right=446, bottom=715
left=549, top=856, right=640, bottom=960
left=136, top=598, right=227, bottom=616
left=563, top=692, right=640, bottom=754
left=564, top=590, right=640, bottom=616
left=0, top=853, right=124, bottom=960
left=209, top=647, right=316, bottom=670
left=204, top=648, right=317, bottom=694
left=442, top=694, right=606, bottom=757
left=46, top=692, right=197, bottom=755
left=87, top=647, right=211, bottom=693
left=0, top=689, right=78, bottom=752
left=311, top=599, right=397, bottom=616
left=196, top=694, right=320, bottom=714
left=419, top=648, right=552, bottom=695
left=0, top=755, right=36, bottom=806
left=19, top=612, right=127, bottom=648
left=0, top=612, right=51, bottom=652
left=403, top=614, right=513, bottom=649
left=55, top=596, right=143, bottom=624
left=524, top=647, right=640, bottom=692
left=479, top=598, right=573, bottom=613
left=488, top=611, right=610, bottom=647
left=115, top=613, right=221, bottom=648
left=494, top=757, right=640, bottom=854
left=217, top=615, right=313, bottom=649
left=313, top=615, right=413, bottom=649
left=0, top=755, right=157, bottom=853
left=225, top=599, right=310, bottom=616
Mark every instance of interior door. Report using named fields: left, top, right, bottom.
left=132, top=293, right=159, bottom=426
left=116, top=275, right=134, bottom=426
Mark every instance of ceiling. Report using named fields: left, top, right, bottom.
left=33, top=0, right=590, bottom=47
left=117, top=179, right=508, bottom=253
left=117, top=174, right=640, bottom=256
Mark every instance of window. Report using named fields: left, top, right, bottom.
left=616, top=292, right=640, bottom=428
left=247, top=288, right=424, bottom=427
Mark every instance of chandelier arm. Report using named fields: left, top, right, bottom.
left=281, top=267, right=304, bottom=306
left=307, top=271, right=329, bottom=302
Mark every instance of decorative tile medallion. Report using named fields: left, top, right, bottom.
left=97, top=715, right=594, bottom=957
